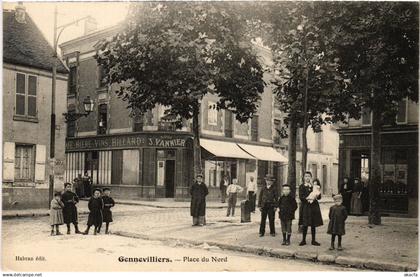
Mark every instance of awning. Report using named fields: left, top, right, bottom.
left=200, top=139, right=255, bottom=160
left=237, top=143, right=288, bottom=163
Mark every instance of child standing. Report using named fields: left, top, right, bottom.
left=102, top=188, right=115, bottom=234
left=62, top=183, right=82, bottom=234
left=226, top=179, right=243, bottom=217
left=50, top=192, right=64, bottom=236
left=328, top=194, right=348, bottom=250
left=83, top=188, right=104, bottom=235
left=278, top=185, right=297, bottom=245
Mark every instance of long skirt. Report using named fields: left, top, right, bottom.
left=350, top=192, right=363, bottom=215
left=50, top=209, right=64, bottom=225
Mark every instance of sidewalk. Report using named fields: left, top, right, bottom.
left=2, top=196, right=334, bottom=218
left=111, top=208, right=418, bottom=272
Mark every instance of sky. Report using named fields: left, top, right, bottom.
left=3, top=1, right=129, bottom=50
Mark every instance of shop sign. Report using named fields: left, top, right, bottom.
left=66, top=133, right=191, bottom=151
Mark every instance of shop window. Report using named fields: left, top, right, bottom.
left=15, top=73, right=37, bottom=118
left=396, top=98, right=408, bottom=124
left=380, top=149, right=408, bottom=194
left=15, top=144, right=35, bottom=181
left=133, top=114, right=144, bottom=132
left=97, top=104, right=108, bottom=135
left=68, top=66, right=77, bottom=96
left=111, top=150, right=123, bottom=184
left=208, top=101, right=217, bottom=126
left=361, top=107, right=372, bottom=126
left=224, top=110, right=233, bottom=138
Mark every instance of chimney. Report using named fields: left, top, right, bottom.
left=84, top=16, right=98, bottom=35
left=15, top=2, right=26, bottom=23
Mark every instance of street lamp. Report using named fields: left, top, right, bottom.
left=62, top=96, right=95, bottom=122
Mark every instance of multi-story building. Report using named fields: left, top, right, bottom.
left=2, top=4, right=68, bottom=209
left=337, top=102, right=418, bottom=217
left=59, top=23, right=338, bottom=201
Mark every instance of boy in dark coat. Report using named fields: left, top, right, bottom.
left=102, top=188, right=115, bottom=234
left=61, top=183, right=82, bottom=234
left=190, top=173, right=208, bottom=226
left=83, top=188, right=104, bottom=235
left=278, top=185, right=297, bottom=245
left=258, top=174, right=279, bottom=237
left=328, top=194, right=348, bottom=251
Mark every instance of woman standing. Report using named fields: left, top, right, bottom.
left=298, top=171, right=323, bottom=246
left=339, top=177, right=353, bottom=214
left=190, top=173, right=209, bottom=226
left=350, top=178, right=363, bottom=215
left=361, top=181, right=370, bottom=213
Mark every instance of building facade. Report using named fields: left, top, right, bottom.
left=2, top=5, right=68, bottom=209
left=60, top=23, right=339, bottom=201
left=337, top=101, right=419, bottom=217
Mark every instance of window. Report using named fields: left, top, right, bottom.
left=68, top=66, right=77, bottom=95
left=15, top=73, right=37, bottom=117
left=133, top=114, right=144, bottom=132
left=311, top=163, right=318, bottom=179
left=208, top=101, right=218, bottom=126
left=361, top=107, right=372, bottom=126
left=315, top=132, right=323, bottom=152
left=97, top=64, right=107, bottom=88
left=251, top=115, right=259, bottom=141
left=224, top=110, right=233, bottom=138
left=67, top=105, right=76, bottom=137
left=396, top=98, right=408, bottom=124
left=15, top=144, right=35, bottom=181
left=97, top=104, right=108, bottom=135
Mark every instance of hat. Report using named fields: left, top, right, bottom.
left=196, top=173, right=203, bottom=178
left=264, top=174, right=275, bottom=181
left=333, top=194, right=343, bottom=201
left=93, top=188, right=103, bottom=193
left=103, top=187, right=111, bottom=192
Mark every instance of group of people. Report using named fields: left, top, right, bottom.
left=73, top=171, right=93, bottom=198
left=49, top=183, right=115, bottom=236
left=340, top=177, right=369, bottom=215
left=190, top=171, right=349, bottom=250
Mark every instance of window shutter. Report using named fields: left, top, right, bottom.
left=3, top=142, right=15, bottom=182
left=35, top=144, right=46, bottom=182
left=15, top=73, right=26, bottom=115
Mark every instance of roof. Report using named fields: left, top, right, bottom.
left=3, top=9, right=68, bottom=74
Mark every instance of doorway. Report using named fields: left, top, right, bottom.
left=165, top=160, right=175, bottom=198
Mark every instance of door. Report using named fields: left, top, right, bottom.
left=165, top=160, right=175, bottom=198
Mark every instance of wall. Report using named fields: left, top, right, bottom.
left=2, top=65, right=67, bottom=209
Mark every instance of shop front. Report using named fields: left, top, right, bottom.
left=338, top=127, right=418, bottom=217
left=65, top=132, right=194, bottom=201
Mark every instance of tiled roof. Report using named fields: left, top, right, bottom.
left=3, top=9, right=68, bottom=74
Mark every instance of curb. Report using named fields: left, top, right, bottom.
left=113, top=230, right=417, bottom=272
left=2, top=210, right=89, bottom=219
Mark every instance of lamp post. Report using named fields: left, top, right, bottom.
left=63, top=96, right=95, bottom=122
left=49, top=5, right=94, bottom=205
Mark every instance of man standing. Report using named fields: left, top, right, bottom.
left=219, top=175, right=229, bottom=203
left=73, top=173, right=84, bottom=198
left=247, top=176, right=257, bottom=212
left=258, top=174, right=279, bottom=237
left=190, top=173, right=209, bottom=226
left=226, top=178, right=243, bottom=217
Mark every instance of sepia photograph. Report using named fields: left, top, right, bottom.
left=1, top=0, right=419, bottom=274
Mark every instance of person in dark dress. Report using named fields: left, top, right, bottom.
left=219, top=175, right=229, bottom=203
left=82, top=171, right=92, bottom=198
left=278, top=184, right=297, bottom=245
left=298, top=171, right=323, bottom=246
left=83, top=188, right=104, bottom=235
left=339, top=177, right=352, bottom=214
left=102, top=188, right=115, bottom=234
left=361, top=181, right=370, bottom=213
left=61, top=183, right=82, bottom=234
left=350, top=178, right=363, bottom=215
left=328, top=194, right=348, bottom=250
left=73, top=174, right=84, bottom=198
left=190, top=173, right=209, bottom=226
left=258, top=174, right=279, bottom=237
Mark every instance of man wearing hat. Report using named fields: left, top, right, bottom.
left=190, top=173, right=209, bottom=226
left=258, top=174, right=279, bottom=237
